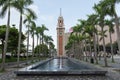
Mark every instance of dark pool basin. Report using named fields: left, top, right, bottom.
left=14, top=57, right=107, bottom=76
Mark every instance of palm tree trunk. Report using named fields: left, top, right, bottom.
left=39, top=36, right=42, bottom=57
left=78, top=42, right=82, bottom=60
left=26, top=26, right=29, bottom=63
left=74, top=41, right=76, bottom=58
left=84, top=40, right=88, bottom=62
left=109, top=32, right=114, bottom=62
left=93, top=33, right=98, bottom=64
left=41, top=34, right=43, bottom=53
left=114, top=13, right=120, bottom=55
left=32, top=33, right=34, bottom=62
left=1, top=5, right=10, bottom=70
left=37, top=36, right=39, bottom=58
left=1, top=40, right=4, bottom=61
left=89, top=42, right=92, bottom=59
left=102, top=28, right=108, bottom=67
left=17, top=13, right=22, bottom=67
left=39, top=37, right=41, bottom=57
left=81, top=41, right=84, bottom=60
left=96, top=33, right=100, bottom=60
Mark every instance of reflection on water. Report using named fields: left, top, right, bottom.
left=32, top=58, right=90, bottom=71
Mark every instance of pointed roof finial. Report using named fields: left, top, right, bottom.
left=60, top=8, right=62, bottom=16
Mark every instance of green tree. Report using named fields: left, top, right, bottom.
left=99, top=0, right=120, bottom=55
left=104, top=19, right=115, bottom=62
left=0, top=0, right=17, bottom=70
left=0, top=25, right=25, bottom=59
left=44, top=35, right=53, bottom=49
left=78, top=19, right=89, bottom=61
left=83, top=25, right=94, bottom=58
left=48, top=42, right=55, bottom=57
left=94, top=2, right=108, bottom=66
left=24, top=13, right=37, bottom=62
left=87, top=14, right=98, bottom=64
left=71, top=26, right=78, bottom=58
left=44, top=35, right=53, bottom=57
left=29, top=21, right=36, bottom=62
left=0, top=25, right=6, bottom=57
left=35, top=26, right=42, bottom=56
left=40, top=24, right=49, bottom=52
left=15, top=0, right=35, bottom=67
left=68, top=34, right=76, bottom=57
left=34, top=44, right=48, bottom=57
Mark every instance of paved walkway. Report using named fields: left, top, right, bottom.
left=90, top=55, right=120, bottom=80
left=96, top=56, right=120, bottom=70
left=0, top=57, right=120, bottom=80
left=0, top=69, right=113, bottom=80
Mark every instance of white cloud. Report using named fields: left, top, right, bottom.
left=40, top=15, right=54, bottom=22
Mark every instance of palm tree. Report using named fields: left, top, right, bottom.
left=48, top=41, right=55, bottom=57
left=44, top=35, right=53, bottom=57
left=87, top=14, right=98, bottom=64
left=41, top=25, right=49, bottom=43
left=40, top=24, right=49, bottom=53
left=104, top=19, right=115, bottom=62
left=35, top=27, right=40, bottom=57
left=44, top=35, right=53, bottom=48
left=0, top=0, right=16, bottom=70
left=65, top=37, right=74, bottom=57
left=68, top=34, right=77, bottom=58
left=29, top=21, right=36, bottom=62
left=83, top=24, right=95, bottom=59
left=24, top=13, right=37, bottom=63
left=15, top=0, right=36, bottom=67
left=78, top=19, right=89, bottom=61
left=36, top=27, right=42, bottom=57
left=78, top=34, right=86, bottom=60
left=96, top=26, right=100, bottom=60
left=99, top=0, right=120, bottom=55
left=94, top=3, right=109, bottom=66
left=72, top=26, right=80, bottom=58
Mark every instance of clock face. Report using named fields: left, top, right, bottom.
left=59, top=31, right=62, bottom=36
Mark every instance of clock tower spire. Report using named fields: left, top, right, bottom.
left=56, top=9, right=65, bottom=57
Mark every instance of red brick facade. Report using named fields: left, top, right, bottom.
left=57, top=14, right=65, bottom=57
left=59, top=35, right=63, bottom=56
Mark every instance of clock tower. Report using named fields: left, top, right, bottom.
left=56, top=9, right=65, bottom=57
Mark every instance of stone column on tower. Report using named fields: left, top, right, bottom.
left=56, top=9, right=65, bottom=57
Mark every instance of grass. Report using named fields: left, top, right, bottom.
left=0, top=56, right=48, bottom=73
left=0, top=68, right=6, bottom=73
left=0, top=57, right=26, bottom=63
left=0, top=56, right=48, bottom=63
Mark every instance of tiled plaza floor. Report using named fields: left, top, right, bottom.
left=0, top=64, right=114, bottom=80
left=0, top=57, right=120, bottom=80
left=0, top=71, right=113, bottom=80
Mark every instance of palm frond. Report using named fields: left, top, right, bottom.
left=26, top=8, right=37, bottom=20
left=99, top=37, right=103, bottom=41
left=0, top=4, right=8, bottom=18
left=23, top=19, right=27, bottom=24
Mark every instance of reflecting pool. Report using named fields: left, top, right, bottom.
left=15, top=57, right=107, bottom=76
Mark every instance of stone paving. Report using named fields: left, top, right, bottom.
left=0, top=57, right=120, bottom=80
left=97, top=57, right=120, bottom=69
left=0, top=70, right=113, bottom=80
left=0, top=64, right=114, bottom=80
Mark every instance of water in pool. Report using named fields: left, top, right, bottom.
left=31, top=58, right=90, bottom=71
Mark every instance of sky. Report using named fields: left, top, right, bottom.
left=0, top=0, right=120, bottom=49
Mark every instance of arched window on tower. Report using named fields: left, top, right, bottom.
left=59, top=20, right=62, bottom=26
